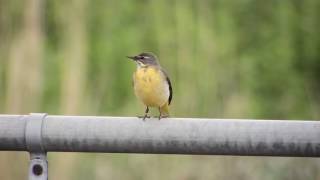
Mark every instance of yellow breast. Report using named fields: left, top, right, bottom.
left=133, top=67, right=169, bottom=107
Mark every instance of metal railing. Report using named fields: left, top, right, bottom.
left=0, top=113, right=319, bottom=180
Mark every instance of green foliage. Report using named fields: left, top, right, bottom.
left=0, top=0, right=320, bottom=179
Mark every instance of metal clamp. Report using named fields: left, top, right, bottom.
left=25, top=113, right=48, bottom=180
left=25, top=113, right=47, bottom=152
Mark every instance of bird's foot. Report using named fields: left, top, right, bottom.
left=137, top=115, right=151, bottom=121
left=156, top=115, right=169, bottom=120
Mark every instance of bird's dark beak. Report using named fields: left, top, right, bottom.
left=127, top=56, right=137, bottom=61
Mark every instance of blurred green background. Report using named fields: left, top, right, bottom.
left=1, top=0, right=320, bottom=179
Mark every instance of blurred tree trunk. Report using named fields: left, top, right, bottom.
left=55, top=0, right=88, bottom=179
left=5, top=0, right=43, bottom=113
left=59, top=0, right=88, bottom=115
left=2, top=0, right=43, bottom=179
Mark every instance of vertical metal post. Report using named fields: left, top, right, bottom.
left=29, top=153, right=48, bottom=180
left=25, top=113, right=48, bottom=180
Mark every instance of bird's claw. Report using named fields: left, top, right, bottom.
left=154, top=115, right=169, bottom=120
left=137, top=115, right=150, bottom=121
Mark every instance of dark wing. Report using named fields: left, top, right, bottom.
left=167, top=76, right=173, bottom=105
left=161, top=69, right=173, bottom=105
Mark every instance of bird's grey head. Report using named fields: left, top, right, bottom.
left=127, top=52, right=159, bottom=67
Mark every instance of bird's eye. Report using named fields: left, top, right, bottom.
left=140, top=56, right=145, bottom=59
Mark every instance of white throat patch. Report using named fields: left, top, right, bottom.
left=136, top=61, right=147, bottom=68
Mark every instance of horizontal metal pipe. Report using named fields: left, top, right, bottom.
left=0, top=115, right=27, bottom=151
left=0, top=114, right=319, bottom=157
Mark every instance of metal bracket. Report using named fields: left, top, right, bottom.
left=25, top=113, right=48, bottom=180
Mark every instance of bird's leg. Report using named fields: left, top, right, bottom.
left=158, top=107, right=162, bottom=120
left=138, top=107, right=150, bottom=120
left=157, top=107, right=169, bottom=120
left=143, top=106, right=150, bottom=120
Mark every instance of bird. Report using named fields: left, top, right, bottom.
left=127, top=52, right=172, bottom=120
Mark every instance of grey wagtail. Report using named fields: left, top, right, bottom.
left=127, top=52, right=172, bottom=120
